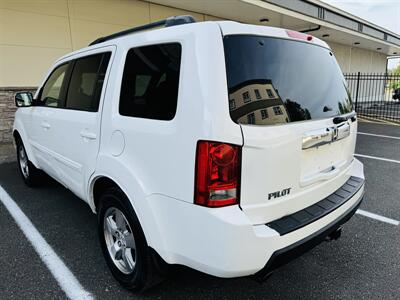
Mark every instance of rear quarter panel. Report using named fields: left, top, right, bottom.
left=91, top=22, right=242, bottom=249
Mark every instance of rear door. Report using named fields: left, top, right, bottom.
left=223, top=33, right=357, bottom=225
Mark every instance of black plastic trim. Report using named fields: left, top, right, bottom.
left=89, top=15, right=195, bottom=46
left=267, top=176, right=364, bottom=235
left=255, top=192, right=363, bottom=279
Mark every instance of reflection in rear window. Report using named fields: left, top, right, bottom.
left=224, top=35, right=353, bottom=125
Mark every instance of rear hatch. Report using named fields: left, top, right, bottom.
left=223, top=31, right=357, bottom=225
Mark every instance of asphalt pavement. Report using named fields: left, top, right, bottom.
left=0, top=120, right=399, bottom=300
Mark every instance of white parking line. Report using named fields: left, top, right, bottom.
left=355, top=154, right=400, bottom=164
left=358, top=132, right=400, bottom=140
left=0, top=185, right=93, bottom=300
left=356, top=209, right=400, bottom=226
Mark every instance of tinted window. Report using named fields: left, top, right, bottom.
left=66, top=53, right=111, bottom=111
left=40, top=63, right=69, bottom=107
left=119, top=43, right=181, bottom=120
left=224, top=36, right=352, bottom=125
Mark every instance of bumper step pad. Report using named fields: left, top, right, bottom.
left=267, top=176, right=364, bottom=236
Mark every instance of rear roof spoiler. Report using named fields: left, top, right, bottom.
left=89, top=15, right=196, bottom=46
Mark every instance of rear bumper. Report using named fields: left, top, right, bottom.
left=256, top=191, right=363, bottom=279
left=146, top=177, right=364, bottom=278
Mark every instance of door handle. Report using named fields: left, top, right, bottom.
left=41, top=122, right=51, bottom=130
left=80, top=130, right=97, bottom=140
left=302, top=121, right=351, bottom=150
left=302, top=128, right=332, bottom=149
left=334, top=122, right=351, bottom=141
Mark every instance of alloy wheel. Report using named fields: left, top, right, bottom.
left=103, top=207, right=137, bottom=274
left=18, top=145, right=29, bottom=179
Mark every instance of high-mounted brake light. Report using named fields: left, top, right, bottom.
left=286, top=30, right=313, bottom=41
left=194, top=141, right=241, bottom=207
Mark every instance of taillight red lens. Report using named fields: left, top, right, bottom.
left=194, top=141, right=241, bottom=207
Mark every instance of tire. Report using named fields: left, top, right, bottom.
left=98, top=187, right=163, bottom=291
left=15, top=138, right=43, bottom=187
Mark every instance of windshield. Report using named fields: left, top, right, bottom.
left=224, top=35, right=353, bottom=125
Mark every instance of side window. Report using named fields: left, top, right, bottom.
left=39, top=63, right=69, bottom=107
left=266, top=89, right=274, bottom=98
left=247, top=113, right=255, bottom=124
left=273, top=106, right=283, bottom=115
left=119, top=43, right=182, bottom=120
left=242, top=91, right=251, bottom=103
left=261, top=109, right=268, bottom=119
left=229, top=99, right=236, bottom=110
left=65, top=52, right=111, bottom=111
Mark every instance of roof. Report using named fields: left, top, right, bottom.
left=55, top=20, right=329, bottom=63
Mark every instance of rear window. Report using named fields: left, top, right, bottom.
left=224, top=35, right=352, bottom=125
left=119, top=43, right=181, bottom=120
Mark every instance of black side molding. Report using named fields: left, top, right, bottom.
left=267, top=176, right=364, bottom=236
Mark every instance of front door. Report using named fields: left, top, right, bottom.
left=44, top=50, right=113, bottom=200
left=30, top=62, right=70, bottom=180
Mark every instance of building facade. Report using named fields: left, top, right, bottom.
left=229, top=80, right=290, bottom=125
left=1, top=0, right=399, bottom=162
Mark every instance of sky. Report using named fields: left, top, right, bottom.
left=321, top=0, right=399, bottom=33
left=321, top=0, right=400, bottom=69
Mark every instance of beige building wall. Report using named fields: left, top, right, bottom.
left=329, top=41, right=387, bottom=73
left=0, top=0, right=388, bottom=88
left=0, top=0, right=222, bottom=88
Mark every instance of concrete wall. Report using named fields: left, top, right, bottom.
left=0, top=0, right=386, bottom=88
left=0, top=0, right=222, bottom=87
left=328, top=41, right=387, bottom=73
left=0, top=0, right=388, bottom=86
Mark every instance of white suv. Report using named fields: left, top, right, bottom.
left=13, top=16, right=365, bottom=290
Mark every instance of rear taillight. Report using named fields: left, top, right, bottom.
left=194, top=141, right=241, bottom=207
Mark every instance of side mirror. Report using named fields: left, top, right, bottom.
left=15, top=92, right=33, bottom=107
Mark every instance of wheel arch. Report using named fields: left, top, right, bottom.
left=89, top=172, right=166, bottom=259
left=12, top=122, right=39, bottom=167
left=91, top=176, right=121, bottom=212
left=13, top=129, right=22, bottom=142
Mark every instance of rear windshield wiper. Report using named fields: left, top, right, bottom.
left=333, top=111, right=356, bottom=124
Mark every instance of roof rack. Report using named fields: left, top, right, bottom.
left=89, top=15, right=196, bottom=46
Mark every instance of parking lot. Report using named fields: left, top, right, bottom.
left=0, top=120, right=399, bottom=300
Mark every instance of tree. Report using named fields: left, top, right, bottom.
left=285, top=99, right=311, bottom=121
left=389, top=63, right=400, bottom=89
left=390, top=63, right=400, bottom=75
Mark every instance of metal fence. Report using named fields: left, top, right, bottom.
left=344, top=73, right=400, bottom=123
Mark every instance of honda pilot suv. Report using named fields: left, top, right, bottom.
left=13, top=16, right=364, bottom=290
